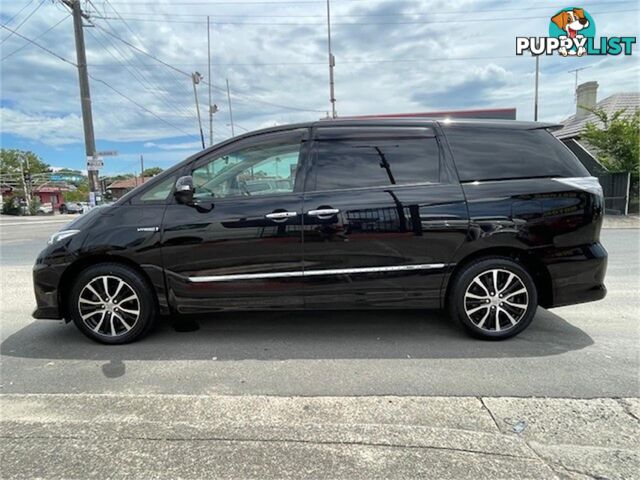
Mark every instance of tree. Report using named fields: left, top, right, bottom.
left=582, top=108, right=640, bottom=189
left=0, top=149, right=49, bottom=175
left=142, top=167, right=163, bottom=177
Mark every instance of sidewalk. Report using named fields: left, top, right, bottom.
left=1, top=394, right=638, bottom=479
left=603, top=214, right=640, bottom=229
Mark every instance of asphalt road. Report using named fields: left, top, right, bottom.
left=1, top=215, right=638, bottom=398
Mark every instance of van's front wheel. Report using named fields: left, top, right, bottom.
left=449, top=257, right=538, bottom=340
left=69, top=263, right=156, bottom=344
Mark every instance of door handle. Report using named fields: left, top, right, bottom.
left=307, top=208, right=340, bottom=217
left=265, top=211, right=298, bottom=221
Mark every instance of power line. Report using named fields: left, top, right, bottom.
left=99, top=0, right=636, bottom=5
left=88, top=74, right=199, bottom=138
left=90, top=1, right=637, bottom=18
left=90, top=8, right=639, bottom=25
left=1, top=0, right=36, bottom=26
left=91, top=22, right=326, bottom=113
left=2, top=14, right=70, bottom=61
left=1, top=0, right=48, bottom=44
left=85, top=7, right=197, bottom=121
left=0, top=23, right=198, bottom=139
left=0, top=23, right=77, bottom=67
left=89, top=55, right=517, bottom=67
left=86, top=27, right=197, bottom=121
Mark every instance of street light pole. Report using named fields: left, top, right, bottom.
left=207, top=16, right=213, bottom=146
left=191, top=72, right=205, bottom=149
left=326, top=0, right=336, bottom=118
left=534, top=55, right=540, bottom=121
left=226, top=78, right=235, bottom=137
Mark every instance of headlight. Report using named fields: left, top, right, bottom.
left=48, top=229, right=80, bottom=245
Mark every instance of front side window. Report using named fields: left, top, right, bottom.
left=139, top=175, right=176, bottom=202
left=311, top=128, right=441, bottom=191
left=192, top=134, right=303, bottom=200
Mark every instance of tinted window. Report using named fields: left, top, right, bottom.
left=139, top=175, right=176, bottom=202
left=192, top=133, right=302, bottom=199
left=445, top=127, right=589, bottom=182
left=312, top=128, right=440, bottom=191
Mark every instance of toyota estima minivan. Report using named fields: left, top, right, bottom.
left=33, top=119, right=607, bottom=344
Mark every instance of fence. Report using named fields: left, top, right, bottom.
left=597, top=172, right=631, bottom=215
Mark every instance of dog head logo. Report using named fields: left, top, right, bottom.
left=549, top=7, right=596, bottom=56
left=516, top=7, right=635, bottom=57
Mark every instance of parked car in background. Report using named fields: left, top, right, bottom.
left=36, top=203, right=53, bottom=215
left=59, top=202, right=84, bottom=214
left=33, top=118, right=607, bottom=344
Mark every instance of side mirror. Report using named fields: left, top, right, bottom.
left=174, top=176, right=194, bottom=205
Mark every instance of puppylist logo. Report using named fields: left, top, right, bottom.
left=516, top=7, right=636, bottom=57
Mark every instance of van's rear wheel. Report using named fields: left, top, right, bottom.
left=69, top=263, right=156, bottom=344
left=449, top=257, right=538, bottom=340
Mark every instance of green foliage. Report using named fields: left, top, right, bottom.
left=582, top=108, right=640, bottom=189
left=65, top=185, right=89, bottom=202
left=2, top=196, right=20, bottom=215
left=0, top=195, right=40, bottom=215
left=0, top=149, right=49, bottom=175
left=142, top=167, right=163, bottom=177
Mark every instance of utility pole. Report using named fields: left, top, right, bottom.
left=66, top=0, right=99, bottom=195
left=226, top=78, right=235, bottom=137
left=140, top=154, right=144, bottom=180
left=207, top=16, right=213, bottom=146
left=19, top=153, right=31, bottom=214
left=533, top=55, right=540, bottom=121
left=568, top=66, right=591, bottom=103
left=191, top=72, right=205, bottom=149
left=326, top=0, right=336, bottom=118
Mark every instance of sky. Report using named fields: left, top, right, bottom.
left=1, top=0, right=639, bottom=175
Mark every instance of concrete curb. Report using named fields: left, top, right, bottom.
left=2, top=394, right=638, bottom=479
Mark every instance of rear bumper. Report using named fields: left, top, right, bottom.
left=546, top=242, right=608, bottom=308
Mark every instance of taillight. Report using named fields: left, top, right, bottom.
left=553, top=176, right=603, bottom=199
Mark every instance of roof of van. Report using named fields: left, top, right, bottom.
left=240, top=118, right=562, bottom=136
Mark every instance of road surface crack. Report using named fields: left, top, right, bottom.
left=0, top=433, right=537, bottom=460
left=616, top=398, right=640, bottom=423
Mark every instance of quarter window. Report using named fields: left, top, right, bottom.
left=445, top=127, right=589, bottom=181
left=311, top=129, right=441, bottom=191
left=192, top=134, right=303, bottom=199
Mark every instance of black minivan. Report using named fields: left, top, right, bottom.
left=33, top=119, right=607, bottom=343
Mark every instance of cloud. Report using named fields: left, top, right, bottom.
left=143, top=141, right=203, bottom=150
left=0, top=0, right=638, bottom=169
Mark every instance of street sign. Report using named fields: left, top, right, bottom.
left=96, top=150, right=118, bottom=157
left=87, top=158, right=104, bottom=171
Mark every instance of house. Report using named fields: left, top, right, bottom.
left=33, top=185, right=69, bottom=209
left=1, top=183, right=14, bottom=201
left=106, top=176, right=151, bottom=200
left=554, top=82, right=639, bottom=214
left=554, top=82, right=639, bottom=173
left=343, top=107, right=517, bottom=120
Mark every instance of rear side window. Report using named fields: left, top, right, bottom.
left=311, top=127, right=441, bottom=191
left=445, top=127, right=589, bottom=182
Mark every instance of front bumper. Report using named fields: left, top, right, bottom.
left=32, top=262, right=66, bottom=320
left=546, top=242, right=608, bottom=308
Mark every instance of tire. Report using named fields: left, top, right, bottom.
left=448, top=257, right=538, bottom=340
left=68, top=263, right=157, bottom=344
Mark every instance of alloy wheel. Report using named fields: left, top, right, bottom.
left=77, top=275, right=141, bottom=337
left=463, top=268, right=529, bottom=333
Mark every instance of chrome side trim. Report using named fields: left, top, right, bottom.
left=188, top=263, right=447, bottom=283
